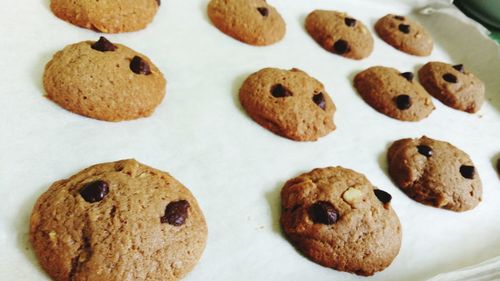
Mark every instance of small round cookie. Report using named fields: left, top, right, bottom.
left=418, top=62, right=485, bottom=113
left=207, top=0, right=286, bottom=46
left=388, top=136, right=482, bottom=212
left=50, top=0, right=160, bottom=33
left=280, top=167, right=402, bottom=276
left=354, top=66, right=435, bottom=121
left=44, top=37, right=166, bottom=121
left=375, top=14, right=433, bottom=56
left=305, top=10, right=374, bottom=60
left=239, top=68, right=336, bottom=141
left=30, top=159, right=207, bottom=281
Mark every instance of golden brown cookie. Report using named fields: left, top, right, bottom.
left=43, top=37, right=166, bottom=122
left=239, top=67, right=336, bottom=141
left=388, top=136, right=482, bottom=212
left=418, top=62, right=485, bottom=113
left=207, top=0, right=286, bottom=46
left=305, top=10, right=374, bottom=60
left=50, top=0, right=160, bottom=33
left=281, top=167, right=402, bottom=276
left=30, top=159, right=207, bottom=281
left=375, top=14, right=433, bottom=56
left=354, top=66, right=434, bottom=121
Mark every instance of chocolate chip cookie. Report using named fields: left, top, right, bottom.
left=305, top=10, right=373, bottom=60
left=207, top=0, right=286, bottom=46
left=239, top=67, right=336, bottom=141
left=375, top=14, right=433, bottom=56
left=43, top=37, right=166, bottom=121
left=388, top=136, right=482, bottom=212
left=50, top=0, right=160, bottom=33
left=30, top=159, right=207, bottom=281
left=354, top=66, right=434, bottom=121
left=418, top=62, right=485, bottom=113
left=281, top=167, right=402, bottom=276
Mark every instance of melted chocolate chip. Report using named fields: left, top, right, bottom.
left=453, top=64, right=464, bottom=73
left=161, top=200, right=190, bottom=226
left=417, top=145, right=433, bottom=157
left=460, top=165, right=475, bottom=179
left=399, top=24, right=410, bottom=34
left=271, top=84, right=292, bottom=98
left=400, top=72, right=414, bottom=82
left=394, top=15, right=405, bottom=21
left=156, top=0, right=160, bottom=6
left=91, top=37, right=117, bottom=52
left=344, top=17, right=356, bottom=27
left=130, top=56, right=151, bottom=75
left=313, top=92, right=326, bottom=110
left=442, top=73, right=457, bottom=83
left=308, top=201, right=338, bottom=225
left=374, top=189, right=392, bottom=204
left=257, top=7, right=268, bottom=17
left=333, top=39, right=350, bottom=54
left=396, top=94, right=412, bottom=110
left=80, top=180, right=109, bottom=203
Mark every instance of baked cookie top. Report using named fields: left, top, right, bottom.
left=239, top=67, right=336, bottom=141
left=30, top=159, right=207, bottom=281
left=305, top=10, right=374, bottom=60
left=388, top=136, right=482, bottom=212
left=207, top=0, right=286, bottom=46
left=43, top=37, right=166, bottom=122
left=280, top=166, right=402, bottom=276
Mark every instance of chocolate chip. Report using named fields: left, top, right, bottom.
left=313, top=92, right=326, bottom=110
left=80, top=180, right=109, bottom=203
left=460, top=165, right=475, bottom=179
left=308, top=201, right=338, bottom=225
left=333, top=39, right=350, bottom=54
left=271, top=84, right=292, bottom=97
left=400, top=72, right=414, bottom=82
left=156, top=0, right=160, bottom=5
left=442, top=73, right=457, bottom=83
left=257, top=7, right=268, bottom=17
left=374, top=189, right=392, bottom=204
left=399, top=24, right=410, bottom=34
left=91, top=37, right=117, bottom=52
left=130, top=56, right=151, bottom=75
left=161, top=200, right=190, bottom=226
left=453, top=64, right=464, bottom=73
left=417, top=145, right=433, bottom=157
left=395, top=94, right=412, bottom=110
left=394, top=15, right=405, bottom=21
left=344, top=17, right=356, bottom=27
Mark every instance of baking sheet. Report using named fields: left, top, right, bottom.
left=1, top=0, right=499, bottom=280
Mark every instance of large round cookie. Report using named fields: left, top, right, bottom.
left=239, top=67, right=336, bottom=141
left=30, top=159, right=207, bottom=281
left=207, top=0, right=286, bottom=46
left=280, top=167, right=402, bottom=276
left=418, top=62, right=485, bottom=113
left=388, top=136, right=482, bottom=212
left=305, top=10, right=373, bottom=60
left=50, top=0, right=160, bottom=33
left=44, top=37, right=166, bottom=122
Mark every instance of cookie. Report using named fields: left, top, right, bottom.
left=30, top=159, right=207, bottom=281
left=207, top=0, right=286, bottom=46
left=305, top=10, right=374, bottom=60
left=239, top=67, right=336, bottom=141
left=50, top=0, right=160, bottom=33
left=375, top=14, right=433, bottom=56
left=388, top=136, right=482, bottom=212
left=280, top=167, right=402, bottom=276
left=353, top=66, right=434, bottom=121
left=44, top=37, right=166, bottom=122
left=418, top=62, right=485, bottom=113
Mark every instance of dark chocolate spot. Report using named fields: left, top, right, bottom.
left=394, top=15, right=405, bottom=21
left=460, top=165, right=475, bottom=179
left=271, top=84, right=292, bottom=98
left=400, top=72, right=414, bottom=82
left=257, top=7, right=268, bottom=17
left=453, top=64, right=464, bottom=73
left=91, top=37, right=117, bottom=52
left=442, top=73, right=457, bottom=83
left=80, top=180, right=109, bottom=203
left=374, top=189, right=392, bottom=204
left=130, top=56, right=151, bottom=75
left=333, top=39, right=350, bottom=54
left=156, top=0, right=160, bottom=5
left=417, top=145, right=433, bottom=157
left=161, top=200, right=190, bottom=226
left=344, top=17, right=356, bottom=27
left=313, top=92, right=326, bottom=110
left=399, top=24, right=410, bottom=34
left=308, top=201, right=339, bottom=225
left=395, top=94, right=412, bottom=110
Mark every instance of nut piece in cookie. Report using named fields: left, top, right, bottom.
left=305, top=10, right=374, bottom=60
left=207, top=0, right=286, bottom=46
left=354, top=66, right=434, bottom=121
left=388, top=136, right=483, bottom=211
left=30, top=159, right=207, bottom=281
left=280, top=167, right=402, bottom=276
left=418, top=62, right=485, bottom=113
left=239, top=67, right=336, bottom=141
left=375, top=14, right=433, bottom=56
